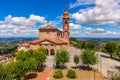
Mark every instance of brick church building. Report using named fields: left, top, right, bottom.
left=18, top=10, right=70, bottom=56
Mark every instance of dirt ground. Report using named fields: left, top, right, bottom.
left=48, top=69, right=110, bottom=80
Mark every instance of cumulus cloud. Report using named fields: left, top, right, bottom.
left=69, top=0, right=95, bottom=8
left=85, top=27, right=120, bottom=37
left=71, top=0, right=120, bottom=25
left=29, top=14, right=47, bottom=23
left=5, top=14, right=47, bottom=26
left=86, top=28, right=106, bottom=33
left=70, top=30, right=81, bottom=37
left=0, top=14, right=47, bottom=37
left=70, top=23, right=82, bottom=30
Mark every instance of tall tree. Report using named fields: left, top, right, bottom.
left=105, top=41, right=117, bottom=58
left=0, top=64, right=13, bottom=80
left=74, top=55, right=79, bottom=68
left=55, top=49, right=70, bottom=67
left=86, top=41, right=96, bottom=50
left=34, top=47, right=47, bottom=67
left=81, top=49, right=98, bottom=69
left=10, top=56, right=37, bottom=79
left=14, top=47, right=47, bottom=79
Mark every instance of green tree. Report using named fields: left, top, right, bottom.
left=8, top=61, right=26, bottom=80
left=23, top=58, right=38, bottom=73
left=74, top=55, right=79, bottom=68
left=105, top=41, right=117, bottom=58
left=81, top=41, right=86, bottom=49
left=34, top=47, right=47, bottom=67
left=81, top=49, right=98, bottom=69
left=116, top=45, right=120, bottom=60
left=0, top=64, right=13, bottom=80
left=16, top=49, right=34, bottom=61
left=86, top=41, right=96, bottom=50
left=8, top=59, right=37, bottom=80
left=55, top=49, right=70, bottom=67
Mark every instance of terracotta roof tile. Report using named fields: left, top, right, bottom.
left=39, top=25, right=61, bottom=31
left=30, top=39, right=41, bottom=44
left=48, top=38, right=68, bottom=44
left=40, top=25, right=56, bottom=29
left=28, top=38, right=68, bottom=45
left=18, top=38, right=68, bottom=47
left=18, top=42, right=30, bottom=47
left=0, top=56, right=4, bottom=60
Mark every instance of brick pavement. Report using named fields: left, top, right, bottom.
left=36, top=68, right=52, bottom=80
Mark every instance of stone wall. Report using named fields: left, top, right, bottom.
left=39, top=31, right=60, bottom=39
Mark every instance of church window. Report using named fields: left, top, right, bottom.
left=64, top=21, right=68, bottom=24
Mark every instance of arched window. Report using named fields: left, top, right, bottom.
left=64, top=21, right=68, bottom=24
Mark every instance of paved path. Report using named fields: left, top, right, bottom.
left=66, top=46, right=81, bottom=68
left=44, top=46, right=120, bottom=78
left=68, top=47, right=120, bottom=78
left=92, top=52, right=120, bottom=77
left=45, top=56, right=54, bottom=68
left=36, top=68, right=52, bottom=80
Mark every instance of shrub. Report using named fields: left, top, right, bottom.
left=53, top=69, right=63, bottom=78
left=66, top=69, right=76, bottom=78
left=112, top=72, right=120, bottom=80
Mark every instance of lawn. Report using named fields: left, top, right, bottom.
left=48, top=69, right=110, bottom=80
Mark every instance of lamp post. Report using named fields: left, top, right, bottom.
left=94, top=69, right=95, bottom=80
left=100, top=57, right=102, bottom=73
left=94, top=68, right=97, bottom=80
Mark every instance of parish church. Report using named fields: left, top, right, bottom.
left=18, top=10, right=70, bottom=56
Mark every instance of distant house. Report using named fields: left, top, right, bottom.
left=18, top=10, right=70, bottom=56
left=0, top=55, right=4, bottom=61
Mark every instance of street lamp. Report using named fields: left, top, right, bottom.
left=100, top=57, right=102, bottom=73
left=93, top=68, right=97, bottom=80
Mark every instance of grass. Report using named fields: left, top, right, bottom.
left=48, top=69, right=110, bottom=80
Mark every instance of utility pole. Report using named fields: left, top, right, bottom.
left=94, top=69, right=96, bottom=80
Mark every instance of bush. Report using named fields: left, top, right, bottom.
left=53, top=69, right=63, bottom=78
left=66, top=69, right=76, bottom=78
left=112, top=72, right=120, bottom=80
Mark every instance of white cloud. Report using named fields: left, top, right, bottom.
left=5, top=14, right=47, bottom=26
left=86, top=28, right=106, bottom=33
left=71, top=0, right=120, bottom=25
left=70, top=23, right=81, bottom=30
left=29, top=14, right=47, bottom=23
left=70, top=30, right=81, bottom=37
left=70, top=26, right=120, bottom=37
left=69, top=0, right=95, bottom=8
left=0, top=14, right=47, bottom=37
left=84, top=27, right=120, bottom=37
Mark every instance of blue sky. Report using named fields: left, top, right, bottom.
left=0, top=0, right=120, bottom=38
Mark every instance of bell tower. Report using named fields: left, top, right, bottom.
left=62, top=9, right=70, bottom=45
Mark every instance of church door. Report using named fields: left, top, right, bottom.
left=50, top=49, right=54, bottom=55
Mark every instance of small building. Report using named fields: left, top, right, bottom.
left=18, top=10, right=70, bottom=56
left=0, top=55, right=4, bottom=61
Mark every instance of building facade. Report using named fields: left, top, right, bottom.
left=18, top=10, right=70, bottom=56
